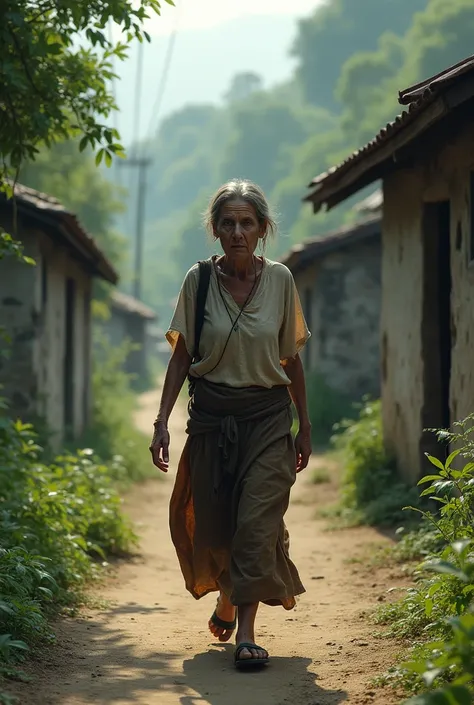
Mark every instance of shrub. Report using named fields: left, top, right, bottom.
left=0, top=399, right=136, bottom=669
left=306, top=371, right=355, bottom=447
left=79, top=334, right=154, bottom=483
left=375, top=415, right=474, bottom=702
left=331, top=400, right=419, bottom=526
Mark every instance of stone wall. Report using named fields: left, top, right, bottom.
left=294, top=234, right=381, bottom=404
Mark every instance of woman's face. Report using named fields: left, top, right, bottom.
left=214, top=199, right=265, bottom=261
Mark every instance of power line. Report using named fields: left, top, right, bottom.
left=146, top=3, right=181, bottom=139
left=132, top=40, right=145, bottom=153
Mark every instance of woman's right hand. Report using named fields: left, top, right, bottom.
left=149, top=421, right=170, bottom=473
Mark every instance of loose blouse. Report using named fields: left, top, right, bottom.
left=166, top=258, right=310, bottom=389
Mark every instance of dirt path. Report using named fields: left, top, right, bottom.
left=10, top=386, right=406, bottom=705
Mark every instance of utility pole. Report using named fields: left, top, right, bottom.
left=118, top=157, right=152, bottom=300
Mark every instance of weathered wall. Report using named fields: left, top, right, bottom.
left=294, top=236, right=381, bottom=403
left=382, top=119, right=474, bottom=482
left=0, top=223, right=40, bottom=418
left=35, top=233, right=92, bottom=442
left=381, top=173, right=425, bottom=482
left=0, top=215, right=92, bottom=445
left=318, top=238, right=381, bottom=400
left=294, top=261, right=320, bottom=372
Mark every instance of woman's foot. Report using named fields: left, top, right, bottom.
left=235, top=603, right=269, bottom=664
left=208, top=592, right=236, bottom=642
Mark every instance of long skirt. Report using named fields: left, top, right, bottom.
left=169, top=379, right=305, bottom=610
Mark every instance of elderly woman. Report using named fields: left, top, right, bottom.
left=150, top=179, right=312, bottom=670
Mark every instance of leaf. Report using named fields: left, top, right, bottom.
left=424, top=560, right=468, bottom=582
left=418, top=475, right=444, bottom=485
left=95, top=149, right=105, bottom=166
left=104, top=151, right=113, bottom=168
left=452, top=540, right=472, bottom=556
left=423, top=667, right=444, bottom=687
left=445, top=685, right=472, bottom=705
left=426, top=454, right=446, bottom=471
left=79, top=136, right=89, bottom=152
left=445, top=449, right=461, bottom=469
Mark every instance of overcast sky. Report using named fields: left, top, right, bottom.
left=147, top=0, right=321, bottom=35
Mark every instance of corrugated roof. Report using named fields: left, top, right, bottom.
left=1, top=182, right=118, bottom=283
left=305, top=55, right=474, bottom=212
left=111, top=290, right=157, bottom=320
left=399, top=54, right=474, bottom=105
left=354, top=188, right=383, bottom=214
left=280, top=216, right=380, bottom=274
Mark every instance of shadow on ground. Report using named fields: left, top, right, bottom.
left=8, top=605, right=347, bottom=705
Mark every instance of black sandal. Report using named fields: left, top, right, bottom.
left=209, top=605, right=236, bottom=633
left=234, top=642, right=269, bottom=670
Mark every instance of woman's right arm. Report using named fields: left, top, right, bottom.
left=149, top=334, right=191, bottom=472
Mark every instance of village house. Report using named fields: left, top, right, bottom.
left=0, top=183, right=118, bottom=445
left=101, top=290, right=157, bottom=388
left=281, top=216, right=381, bottom=405
left=304, top=55, right=474, bottom=482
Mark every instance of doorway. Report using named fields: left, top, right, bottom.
left=64, top=277, right=76, bottom=434
left=420, top=201, right=452, bottom=466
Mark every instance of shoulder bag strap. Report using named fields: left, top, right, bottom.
left=193, top=258, right=212, bottom=362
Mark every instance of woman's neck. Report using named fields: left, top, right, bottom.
left=219, top=254, right=259, bottom=280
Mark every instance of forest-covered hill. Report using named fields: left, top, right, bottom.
left=20, top=0, right=474, bottom=324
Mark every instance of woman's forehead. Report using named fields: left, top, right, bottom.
left=219, top=199, right=257, bottom=218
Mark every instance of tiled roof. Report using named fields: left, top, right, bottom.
left=111, top=290, right=157, bottom=320
left=306, top=55, right=474, bottom=211
left=1, top=181, right=118, bottom=283
left=280, top=216, right=380, bottom=274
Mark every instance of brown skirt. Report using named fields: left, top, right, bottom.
left=169, top=380, right=305, bottom=610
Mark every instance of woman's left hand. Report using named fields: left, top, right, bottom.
left=295, top=427, right=312, bottom=473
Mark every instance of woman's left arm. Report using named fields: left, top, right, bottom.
left=285, top=354, right=312, bottom=472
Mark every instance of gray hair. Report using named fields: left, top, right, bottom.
left=204, top=179, right=277, bottom=241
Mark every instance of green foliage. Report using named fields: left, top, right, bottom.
left=306, top=371, right=354, bottom=447
left=374, top=415, right=474, bottom=702
left=332, top=400, right=419, bottom=526
left=0, top=230, right=35, bottom=265
left=19, top=140, right=127, bottom=266
left=79, top=334, right=153, bottom=483
left=0, top=396, right=136, bottom=662
left=291, top=0, right=428, bottom=111
left=0, top=0, right=173, bottom=173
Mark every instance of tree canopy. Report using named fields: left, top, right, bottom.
left=0, top=0, right=173, bottom=259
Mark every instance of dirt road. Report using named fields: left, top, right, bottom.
left=10, top=387, right=406, bottom=705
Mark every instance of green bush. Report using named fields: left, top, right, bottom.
left=79, top=334, right=154, bottom=483
left=306, top=371, right=355, bottom=447
left=0, top=399, right=136, bottom=668
left=331, top=400, right=419, bottom=526
left=375, top=415, right=474, bottom=703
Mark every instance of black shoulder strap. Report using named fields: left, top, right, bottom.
left=193, top=258, right=212, bottom=361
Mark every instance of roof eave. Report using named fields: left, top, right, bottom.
left=306, top=95, right=448, bottom=213
left=15, top=201, right=118, bottom=284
